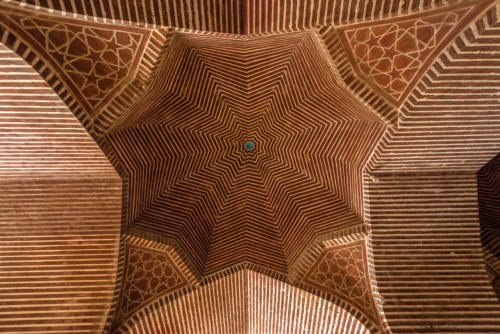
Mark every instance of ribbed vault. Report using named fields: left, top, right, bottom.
left=0, top=0, right=500, bottom=333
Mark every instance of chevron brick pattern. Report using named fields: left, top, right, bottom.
left=106, top=31, right=386, bottom=276
left=0, top=0, right=499, bottom=333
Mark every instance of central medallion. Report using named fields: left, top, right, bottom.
left=244, top=140, right=255, bottom=152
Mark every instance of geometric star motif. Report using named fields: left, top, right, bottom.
left=341, top=3, right=476, bottom=106
left=117, top=244, right=188, bottom=321
left=107, top=31, right=387, bottom=277
left=1, top=12, right=150, bottom=119
left=304, top=239, right=381, bottom=325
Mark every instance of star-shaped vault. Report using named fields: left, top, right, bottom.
left=106, top=31, right=386, bottom=276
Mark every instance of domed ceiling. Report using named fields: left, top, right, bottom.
left=107, top=31, right=386, bottom=276
left=0, top=0, right=500, bottom=333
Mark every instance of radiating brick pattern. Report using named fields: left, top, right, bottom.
left=0, top=43, right=122, bottom=333
left=366, top=173, right=500, bottom=333
left=478, top=153, right=500, bottom=300
left=117, top=269, right=372, bottom=334
left=338, top=1, right=485, bottom=107
left=106, top=31, right=386, bottom=276
left=0, top=1, right=499, bottom=333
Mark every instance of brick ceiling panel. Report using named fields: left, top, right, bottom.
left=317, top=25, right=400, bottom=125
left=337, top=0, right=490, bottom=107
left=0, top=8, right=151, bottom=119
left=110, top=233, right=197, bottom=328
left=0, top=2, right=169, bottom=137
left=115, top=269, right=373, bottom=334
left=7, top=0, right=452, bottom=34
left=303, top=239, right=383, bottom=327
left=366, top=172, right=500, bottom=333
left=105, top=30, right=386, bottom=276
left=0, top=42, right=122, bottom=333
left=1, top=0, right=500, bottom=333
left=0, top=43, right=112, bottom=176
left=367, top=3, right=500, bottom=173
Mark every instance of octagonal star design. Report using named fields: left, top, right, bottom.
left=106, top=31, right=387, bottom=276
